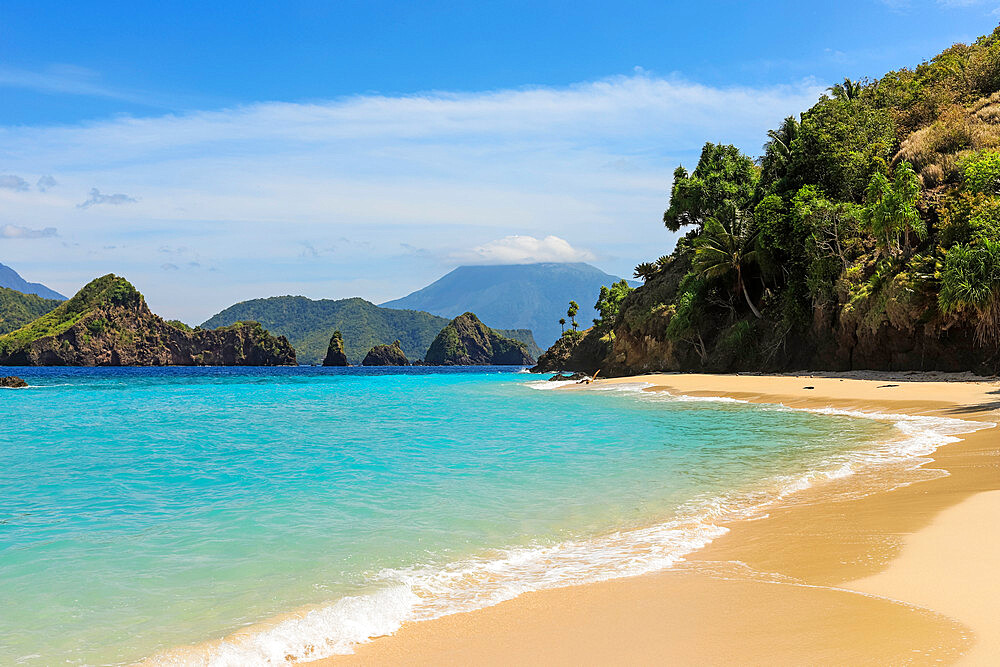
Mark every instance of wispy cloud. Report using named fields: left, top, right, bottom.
left=0, top=64, right=158, bottom=105
left=0, top=73, right=825, bottom=322
left=36, top=175, right=58, bottom=192
left=0, top=174, right=31, bottom=191
left=77, top=188, right=138, bottom=208
left=1, top=224, right=58, bottom=239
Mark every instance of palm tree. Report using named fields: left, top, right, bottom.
left=863, top=161, right=924, bottom=256
left=633, top=262, right=658, bottom=281
left=693, top=213, right=762, bottom=318
left=559, top=317, right=566, bottom=333
left=567, top=301, right=579, bottom=330
left=828, top=77, right=862, bottom=101
left=765, top=116, right=798, bottom=160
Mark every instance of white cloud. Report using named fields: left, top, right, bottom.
left=1, top=224, right=58, bottom=239
left=457, top=235, right=595, bottom=264
left=0, top=73, right=825, bottom=322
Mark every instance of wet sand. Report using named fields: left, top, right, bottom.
left=312, top=372, right=1000, bottom=665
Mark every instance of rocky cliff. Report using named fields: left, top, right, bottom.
left=424, top=312, right=535, bottom=365
left=362, top=340, right=409, bottom=366
left=322, top=330, right=349, bottom=366
left=533, top=259, right=1000, bottom=376
left=0, top=274, right=296, bottom=366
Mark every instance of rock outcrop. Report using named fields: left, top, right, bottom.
left=362, top=340, right=409, bottom=366
left=425, top=312, right=535, bottom=365
left=322, top=330, right=349, bottom=366
left=0, top=376, right=28, bottom=388
left=0, top=274, right=297, bottom=366
left=531, top=328, right=612, bottom=374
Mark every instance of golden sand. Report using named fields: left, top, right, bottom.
left=311, top=372, right=1000, bottom=666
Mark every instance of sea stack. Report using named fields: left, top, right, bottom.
left=322, top=330, right=349, bottom=366
left=362, top=340, right=409, bottom=366
left=424, top=312, right=535, bottom=365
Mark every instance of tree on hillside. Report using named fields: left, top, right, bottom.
left=760, top=116, right=800, bottom=188
left=663, top=143, right=759, bottom=232
left=567, top=301, right=579, bottom=330
left=828, top=77, right=863, bottom=101
left=634, top=262, right=658, bottom=281
left=863, top=161, right=925, bottom=255
left=594, top=280, right=633, bottom=328
left=939, top=238, right=1000, bottom=344
left=693, top=213, right=762, bottom=319
left=559, top=317, right=566, bottom=333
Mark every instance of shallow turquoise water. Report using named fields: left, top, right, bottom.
left=1, top=367, right=913, bottom=664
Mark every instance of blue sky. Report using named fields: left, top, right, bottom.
left=1, top=1, right=999, bottom=322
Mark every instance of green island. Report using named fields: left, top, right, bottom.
left=536, top=28, right=1000, bottom=376
left=0, top=275, right=296, bottom=366
left=424, top=312, right=535, bottom=365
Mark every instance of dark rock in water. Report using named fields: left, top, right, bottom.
left=531, top=330, right=608, bottom=374
left=322, top=330, right=349, bottom=366
left=548, top=372, right=588, bottom=381
left=362, top=340, right=409, bottom=366
left=0, top=274, right=297, bottom=366
left=0, top=375, right=28, bottom=388
left=424, top=312, right=535, bottom=365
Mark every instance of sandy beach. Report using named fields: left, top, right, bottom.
left=311, top=372, right=1000, bottom=666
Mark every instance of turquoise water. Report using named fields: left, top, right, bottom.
left=0, top=367, right=953, bottom=665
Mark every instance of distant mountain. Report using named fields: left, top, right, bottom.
left=202, top=296, right=540, bottom=364
left=0, top=263, right=66, bottom=300
left=0, top=275, right=295, bottom=366
left=381, top=263, right=633, bottom=348
left=0, top=287, right=62, bottom=335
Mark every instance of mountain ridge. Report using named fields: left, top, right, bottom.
left=381, top=262, right=633, bottom=348
left=0, top=263, right=66, bottom=300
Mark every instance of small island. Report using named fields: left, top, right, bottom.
left=0, top=275, right=296, bottom=366
left=424, top=312, right=535, bottom=365
left=362, top=340, right=409, bottom=366
left=322, top=330, right=349, bottom=366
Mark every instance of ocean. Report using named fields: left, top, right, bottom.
left=0, top=366, right=974, bottom=665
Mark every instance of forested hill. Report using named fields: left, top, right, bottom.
left=201, top=296, right=541, bottom=364
left=538, top=26, right=1000, bottom=376
left=0, top=287, right=62, bottom=335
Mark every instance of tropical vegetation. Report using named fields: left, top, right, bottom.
left=539, top=27, right=1000, bottom=374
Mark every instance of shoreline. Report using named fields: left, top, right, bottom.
left=308, top=372, right=1000, bottom=665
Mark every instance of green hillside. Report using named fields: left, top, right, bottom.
left=540, top=26, right=1000, bottom=376
left=0, top=274, right=295, bottom=366
left=201, top=296, right=441, bottom=364
left=0, top=287, right=62, bottom=336
left=202, top=296, right=540, bottom=364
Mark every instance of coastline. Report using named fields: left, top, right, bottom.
left=310, top=372, right=1000, bottom=665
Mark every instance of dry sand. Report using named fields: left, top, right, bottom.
left=311, top=372, right=1000, bottom=666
